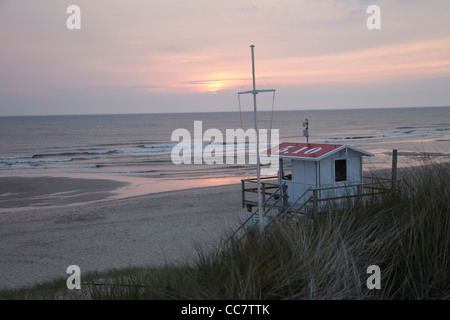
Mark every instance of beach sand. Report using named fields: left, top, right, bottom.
left=0, top=176, right=243, bottom=290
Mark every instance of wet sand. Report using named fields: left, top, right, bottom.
left=0, top=176, right=128, bottom=210
left=0, top=176, right=243, bottom=290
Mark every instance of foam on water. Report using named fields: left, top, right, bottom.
left=0, top=107, right=448, bottom=180
left=0, top=158, right=73, bottom=165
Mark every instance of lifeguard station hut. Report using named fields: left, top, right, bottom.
left=273, top=142, right=374, bottom=206
left=237, top=141, right=396, bottom=233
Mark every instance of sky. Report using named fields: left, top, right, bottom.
left=0, top=0, right=449, bottom=116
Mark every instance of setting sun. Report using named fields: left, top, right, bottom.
left=196, top=73, right=244, bottom=93
left=205, top=80, right=227, bottom=92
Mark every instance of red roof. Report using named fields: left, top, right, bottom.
left=266, top=142, right=373, bottom=160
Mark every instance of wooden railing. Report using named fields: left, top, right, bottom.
left=231, top=176, right=401, bottom=242
left=241, top=175, right=400, bottom=213
left=308, top=176, right=400, bottom=213
left=227, top=181, right=287, bottom=242
left=241, top=175, right=284, bottom=208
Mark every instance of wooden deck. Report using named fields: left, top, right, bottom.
left=241, top=176, right=286, bottom=209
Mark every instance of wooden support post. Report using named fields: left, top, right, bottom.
left=283, top=185, right=288, bottom=207
left=262, top=183, right=266, bottom=210
left=241, top=180, right=245, bottom=208
left=245, top=204, right=253, bottom=229
left=392, top=149, right=398, bottom=192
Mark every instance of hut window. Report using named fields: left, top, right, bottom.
left=335, top=159, right=347, bottom=182
left=281, top=158, right=292, bottom=180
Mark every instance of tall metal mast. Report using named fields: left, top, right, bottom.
left=238, top=45, right=275, bottom=232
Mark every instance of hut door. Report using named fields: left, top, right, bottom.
left=333, top=159, right=348, bottom=200
left=292, top=160, right=315, bottom=203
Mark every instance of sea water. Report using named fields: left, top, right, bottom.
left=0, top=107, right=448, bottom=185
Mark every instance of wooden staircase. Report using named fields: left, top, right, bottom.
left=227, top=175, right=398, bottom=243
left=227, top=185, right=313, bottom=242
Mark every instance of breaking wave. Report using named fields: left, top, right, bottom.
left=326, top=128, right=446, bottom=143
left=0, top=155, right=34, bottom=160
left=0, top=158, right=73, bottom=165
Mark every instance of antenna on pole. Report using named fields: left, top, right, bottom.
left=238, top=44, right=275, bottom=233
left=303, top=119, right=309, bottom=143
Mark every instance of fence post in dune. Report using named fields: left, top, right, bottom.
left=392, top=149, right=398, bottom=192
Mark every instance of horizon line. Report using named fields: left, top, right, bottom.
left=0, top=105, right=448, bottom=118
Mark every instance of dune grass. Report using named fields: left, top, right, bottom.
left=1, top=162, right=449, bottom=300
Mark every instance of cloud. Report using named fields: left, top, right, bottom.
left=1, top=0, right=449, bottom=115
left=264, top=37, right=450, bottom=86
